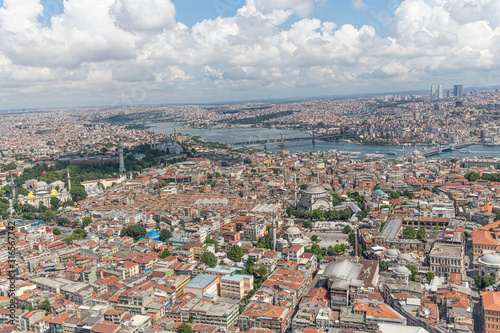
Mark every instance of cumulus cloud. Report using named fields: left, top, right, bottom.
left=352, top=0, right=367, bottom=10
left=0, top=0, right=500, bottom=108
left=254, top=0, right=316, bottom=17
left=110, top=0, right=176, bottom=32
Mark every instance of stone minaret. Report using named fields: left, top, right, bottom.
left=118, top=141, right=126, bottom=175
left=67, top=168, right=71, bottom=191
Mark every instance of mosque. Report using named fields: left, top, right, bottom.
left=17, top=171, right=72, bottom=208
left=297, top=184, right=334, bottom=212
left=152, top=132, right=183, bottom=155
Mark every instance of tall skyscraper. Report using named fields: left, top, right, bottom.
left=430, top=84, right=435, bottom=98
left=118, top=141, right=126, bottom=175
left=454, top=84, right=463, bottom=97
left=438, top=84, right=443, bottom=99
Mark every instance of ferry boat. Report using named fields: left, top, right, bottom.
left=386, top=151, right=397, bottom=155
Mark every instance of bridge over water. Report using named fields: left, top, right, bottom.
left=232, top=132, right=350, bottom=147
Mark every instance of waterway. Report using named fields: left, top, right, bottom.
left=149, top=122, right=500, bottom=158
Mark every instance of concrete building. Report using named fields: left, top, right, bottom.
left=183, top=274, right=219, bottom=300
left=429, top=242, right=464, bottom=277
left=481, top=290, right=500, bottom=333
left=221, top=274, right=254, bottom=300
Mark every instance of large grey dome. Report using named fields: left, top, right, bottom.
left=286, top=226, right=302, bottom=235
left=386, top=249, right=399, bottom=259
left=305, top=184, right=326, bottom=194
left=394, top=266, right=411, bottom=275
left=479, top=253, right=500, bottom=266
left=398, top=253, right=413, bottom=262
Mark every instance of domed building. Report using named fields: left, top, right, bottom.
left=393, top=266, right=411, bottom=283
left=407, top=144, right=426, bottom=164
left=386, top=249, right=400, bottom=261
left=397, top=252, right=415, bottom=264
left=153, top=135, right=183, bottom=154
left=18, top=179, right=71, bottom=209
left=284, top=226, right=303, bottom=242
left=478, top=253, right=500, bottom=282
left=297, top=184, right=333, bottom=211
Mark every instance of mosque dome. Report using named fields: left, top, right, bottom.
left=394, top=266, right=411, bottom=275
left=397, top=253, right=413, bottom=262
left=286, top=226, right=302, bottom=235
left=386, top=249, right=399, bottom=259
left=305, top=185, right=327, bottom=194
left=479, top=253, right=500, bottom=267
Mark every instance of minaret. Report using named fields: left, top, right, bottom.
left=118, top=141, right=126, bottom=175
left=294, top=172, right=298, bottom=209
left=272, top=215, right=277, bottom=251
left=67, top=168, right=71, bottom=191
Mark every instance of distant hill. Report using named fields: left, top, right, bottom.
left=101, top=114, right=133, bottom=123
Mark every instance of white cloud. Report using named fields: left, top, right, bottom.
left=0, top=0, right=500, bottom=108
left=352, top=0, right=367, bottom=10
left=253, top=0, right=315, bottom=17
left=110, top=0, right=176, bottom=32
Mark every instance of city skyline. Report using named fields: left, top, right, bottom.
left=0, top=0, right=499, bottom=109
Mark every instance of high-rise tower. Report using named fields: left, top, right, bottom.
left=454, top=84, right=463, bottom=97
left=437, top=84, right=443, bottom=99
left=118, top=141, right=126, bottom=175
left=430, top=85, right=435, bottom=98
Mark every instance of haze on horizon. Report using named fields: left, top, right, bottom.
left=0, top=0, right=499, bottom=110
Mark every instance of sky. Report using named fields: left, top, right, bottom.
left=0, top=0, right=499, bottom=109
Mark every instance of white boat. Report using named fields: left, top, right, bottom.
left=387, top=151, right=397, bottom=155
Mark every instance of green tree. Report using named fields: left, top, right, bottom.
left=379, top=260, right=388, bottom=271
left=311, top=210, right=324, bottom=221
left=57, top=217, right=69, bottom=226
left=311, top=235, right=318, bottom=242
left=160, top=229, right=172, bottom=242
left=70, top=185, right=87, bottom=202
left=343, top=225, right=352, bottom=234
left=464, top=171, right=481, bottom=182
left=303, top=219, right=312, bottom=228
left=300, top=184, right=308, bottom=190
left=201, top=251, right=218, bottom=268
left=82, top=217, right=92, bottom=227
left=177, top=323, right=193, bottom=333
left=52, top=227, right=61, bottom=235
left=50, top=197, right=60, bottom=210
left=41, top=209, right=56, bottom=221
left=474, top=274, right=496, bottom=290
left=256, top=266, right=268, bottom=279
left=39, top=300, right=51, bottom=315
left=205, top=238, right=219, bottom=251
left=416, top=228, right=426, bottom=239
left=247, top=256, right=255, bottom=275
left=407, top=264, right=418, bottom=281
left=426, top=271, right=435, bottom=282
left=402, top=226, right=416, bottom=239
left=227, top=245, right=243, bottom=262
left=120, top=225, right=147, bottom=241
left=433, top=225, right=440, bottom=231
left=159, top=249, right=171, bottom=259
